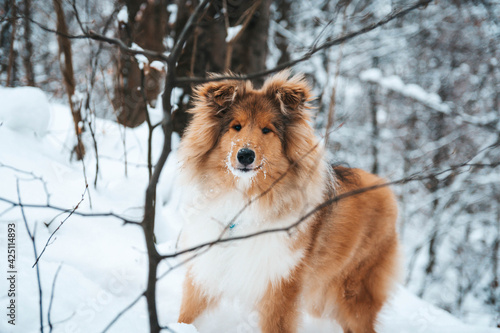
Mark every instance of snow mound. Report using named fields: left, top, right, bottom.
left=0, top=86, right=51, bottom=136
left=378, top=286, right=499, bottom=333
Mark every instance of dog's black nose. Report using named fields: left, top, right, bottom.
left=237, top=148, right=255, bottom=166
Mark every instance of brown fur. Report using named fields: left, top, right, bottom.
left=177, top=71, right=400, bottom=333
left=178, top=271, right=219, bottom=324
left=258, top=266, right=303, bottom=333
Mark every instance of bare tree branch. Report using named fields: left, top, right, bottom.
left=0, top=162, right=51, bottom=205
left=19, top=0, right=431, bottom=87
left=0, top=196, right=141, bottom=225
left=18, top=15, right=169, bottom=61
left=87, top=30, right=169, bottom=61
left=175, top=0, right=433, bottom=84
left=160, top=159, right=500, bottom=260
left=68, top=0, right=87, bottom=34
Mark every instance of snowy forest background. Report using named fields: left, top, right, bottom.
left=0, top=0, right=499, bottom=332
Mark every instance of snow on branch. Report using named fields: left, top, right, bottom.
left=360, top=68, right=449, bottom=113
left=23, top=15, right=170, bottom=62
left=360, top=68, right=500, bottom=131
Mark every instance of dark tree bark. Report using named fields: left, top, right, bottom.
left=114, top=0, right=168, bottom=127
left=22, top=0, right=35, bottom=86
left=230, top=0, right=271, bottom=87
left=6, top=0, right=17, bottom=86
left=171, top=1, right=226, bottom=135
left=53, top=0, right=85, bottom=159
left=0, top=0, right=12, bottom=55
left=172, top=0, right=271, bottom=135
left=275, top=0, right=291, bottom=66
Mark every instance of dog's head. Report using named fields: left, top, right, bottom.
left=180, top=71, right=320, bottom=193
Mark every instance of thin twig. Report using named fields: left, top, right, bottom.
left=16, top=179, right=45, bottom=333
left=86, top=106, right=100, bottom=187
left=0, top=196, right=141, bottom=225
left=48, top=264, right=63, bottom=333
left=78, top=156, right=92, bottom=209
left=140, top=68, right=153, bottom=180
left=32, top=185, right=88, bottom=268
left=68, top=0, right=87, bottom=33
left=101, top=293, right=144, bottom=333
left=100, top=66, right=129, bottom=176
left=0, top=162, right=51, bottom=205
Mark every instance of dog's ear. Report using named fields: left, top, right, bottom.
left=263, top=70, right=312, bottom=116
left=193, top=79, right=244, bottom=114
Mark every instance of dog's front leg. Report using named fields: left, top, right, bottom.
left=257, top=274, right=301, bottom=333
left=178, top=271, right=217, bottom=324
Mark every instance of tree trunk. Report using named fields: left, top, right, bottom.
left=172, top=0, right=271, bottom=135
left=230, top=0, right=271, bottom=87
left=22, top=0, right=35, bottom=86
left=275, top=0, right=291, bottom=66
left=6, top=0, right=17, bottom=87
left=53, top=0, right=85, bottom=159
left=114, top=0, right=168, bottom=128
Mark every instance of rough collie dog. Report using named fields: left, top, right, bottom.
left=176, top=71, right=399, bottom=333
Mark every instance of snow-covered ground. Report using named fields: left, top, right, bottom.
left=0, top=87, right=498, bottom=333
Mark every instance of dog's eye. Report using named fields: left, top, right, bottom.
left=262, top=127, right=271, bottom=134
left=233, top=124, right=242, bottom=131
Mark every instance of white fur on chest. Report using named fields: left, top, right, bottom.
left=179, top=188, right=304, bottom=305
